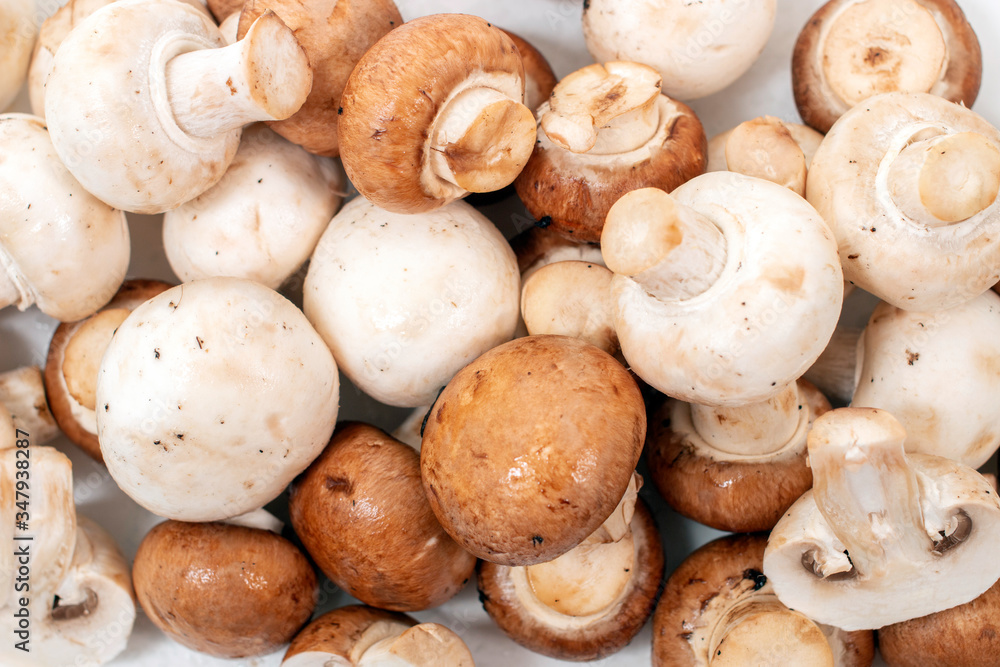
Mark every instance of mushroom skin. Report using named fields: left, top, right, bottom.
left=654, top=534, right=874, bottom=667
left=763, top=407, right=1000, bottom=630
left=511, top=225, right=604, bottom=282
left=0, top=0, right=35, bottom=112
left=793, top=0, right=982, bottom=134
left=96, top=278, right=340, bottom=521
left=132, top=520, right=317, bottom=658
left=289, top=422, right=476, bottom=611
left=807, top=92, right=1000, bottom=312
left=0, top=366, right=58, bottom=444
left=502, top=29, right=557, bottom=112
left=421, top=335, right=646, bottom=566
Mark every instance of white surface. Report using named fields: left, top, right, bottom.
left=3, top=0, right=1000, bottom=665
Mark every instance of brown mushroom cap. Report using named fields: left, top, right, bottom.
left=478, top=498, right=663, bottom=661
left=792, top=0, right=981, bottom=134
left=502, top=29, right=557, bottom=112
left=421, top=335, right=646, bottom=566
left=288, top=422, right=476, bottom=611
left=206, top=0, right=243, bottom=22
left=132, top=520, right=317, bottom=658
left=44, top=279, right=173, bottom=462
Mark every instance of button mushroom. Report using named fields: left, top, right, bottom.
left=0, top=366, right=58, bottom=444
left=0, top=0, right=36, bottom=111
left=514, top=61, right=708, bottom=243
left=793, top=0, right=982, bottom=134
left=763, top=407, right=1000, bottom=630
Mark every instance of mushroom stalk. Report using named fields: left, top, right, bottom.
left=356, top=624, right=473, bottom=666
left=725, top=117, right=808, bottom=196
left=690, top=382, right=801, bottom=456
left=165, top=11, right=311, bottom=139
left=707, top=595, right=834, bottom=667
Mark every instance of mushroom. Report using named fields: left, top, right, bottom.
left=421, top=335, right=645, bottom=566
left=289, top=422, right=476, bottom=611
left=511, top=225, right=604, bottom=283
left=303, top=196, right=519, bottom=408
left=205, top=0, right=241, bottom=22
left=45, top=279, right=173, bottom=463
left=763, top=407, right=1000, bottom=630
left=502, top=29, right=557, bottom=113
left=0, top=113, right=130, bottom=322
left=654, top=533, right=874, bottom=667
left=96, top=277, right=340, bottom=521
left=807, top=92, right=1000, bottom=311
left=338, top=14, right=537, bottom=213
left=514, top=61, right=707, bottom=242
left=282, top=605, right=474, bottom=666
left=792, top=0, right=981, bottom=134
left=163, top=124, right=345, bottom=288
left=132, top=519, right=317, bottom=658
left=478, top=473, right=664, bottom=661
left=582, top=0, right=777, bottom=101
left=0, top=0, right=36, bottom=112
left=0, top=366, right=58, bottom=444
left=44, top=0, right=313, bottom=214
left=236, top=0, right=401, bottom=157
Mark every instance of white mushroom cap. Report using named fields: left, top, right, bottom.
left=0, top=366, right=58, bottom=444
left=163, top=124, right=345, bottom=289
left=96, top=277, right=340, bottom=521
left=0, top=114, right=130, bottom=322
left=0, top=0, right=36, bottom=111
left=304, top=196, right=520, bottom=407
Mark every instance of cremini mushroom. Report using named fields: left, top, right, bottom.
left=338, top=14, right=537, bottom=213
left=0, top=366, right=58, bottom=444
left=289, top=422, right=476, bottom=611
left=96, top=277, right=340, bottom=521
left=45, top=279, right=173, bottom=463
left=421, top=335, right=645, bottom=566
left=0, top=0, right=36, bottom=112
left=582, top=0, right=777, bottom=101
left=514, top=61, right=707, bottom=242
left=44, top=0, right=312, bottom=213
left=282, top=605, right=474, bottom=667
left=764, top=407, right=1000, bottom=630
left=793, top=0, right=982, bottom=134
left=163, top=124, right=344, bottom=288
left=807, top=92, right=1000, bottom=311
left=502, top=29, right=557, bottom=112
left=303, top=196, right=519, bottom=408
left=132, top=519, right=316, bottom=658
left=478, top=473, right=663, bottom=661
left=654, top=533, right=874, bottom=667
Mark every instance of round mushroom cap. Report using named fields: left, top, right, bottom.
left=303, top=196, right=519, bottom=408
left=421, top=335, right=646, bottom=566
left=96, top=278, right=340, bottom=521
left=792, top=0, right=981, bottom=134
left=0, top=0, right=35, bottom=112
left=289, top=422, right=476, bottom=611
left=132, top=520, right=317, bottom=658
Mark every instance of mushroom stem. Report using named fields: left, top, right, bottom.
left=888, top=131, right=1000, bottom=225
left=725, top=117, right=808, bottom=196
left=602, top=188, right=726, bottom=301
left=708, top=594, right=834, bottom=666
left=357, top=623, right=473, bottom=666
left=165, top=11, right=311, bottom=139
left=690, top=382, right=801, bottom=456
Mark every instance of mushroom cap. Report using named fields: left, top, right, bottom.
left=421, top=335, right=645, bottom=566
left=288, top=422, right=476, bottom=611
left=132, top=520, right=317, bottom=658
left=303, top=196, right=519, bottom=408
left=707, top=119, right=824, bottom=173
left=612, top=171, right=843, bottom=406
left=237, top=0, right=401, bottom=157
left=96, top=278, right=340, bottom=521
left=807, top=92, right=1000, bottom=311
left=582, top=0, right=777, bottom=101
left=0, top=366, right=59, bottom=445
left=0, top=0, right=36, bottom=111
left=206, top=0, right=242, bottom=22
left=0, top=113, right=130, bottom=322
left=502, top=29, right=557, bottom=112
left=792, top=0, right=981, bottom=134
left=478, top=498, right=663, bottom=661
left=163, top=124, right=344, bottom=289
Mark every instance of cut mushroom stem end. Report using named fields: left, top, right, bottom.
left=725, top=116, right=808, bottom=196
left=709, top=596, right=834, bottom=666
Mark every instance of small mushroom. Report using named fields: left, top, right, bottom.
left=0, top=0, right=36, bottom=111
left=502, top=29, right=557, bottom=112
left=654, top=533, right=874, bottom=667
left=511, top=225, right=605, bottom=283
left=478, top=474, right=663, bottom=661
left=339, top=14, right=537, bottom=213
left=303, top=196, right=519, bottom=408
left=282, top=605, right=474, bottom=666
left=421, top=335, right=645, bottom=566
left=514, top=61, right=707, bottom=242
left=807, top=92, right=1000, bottom=311
left=792, top=0, right=981, bottom=134
left=0, top=366, right=58, bottom=444
left=763, top=407, right=1000, bottom=630
left=582, top=0, right=777, bottom=101
left=132, top=520, right=317, bottom=658
left=289, top=422, right=476, bottom=611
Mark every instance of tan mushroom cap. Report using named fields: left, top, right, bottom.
left=502, top=29, right=557, bottom=112
left=206, top=0, right=242, bottom=21
left=793, top=0, right=981, bottom=134
left=421, top=335, right=645, bottom=566
left=133, top=520, right=317, bottom=658
left=0, top=0, right=35, bottom=112
left=0, top=366, right=58, bottom=445
left=289, top=422, right=476, bottom=611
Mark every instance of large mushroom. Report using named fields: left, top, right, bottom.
left=0, top=0, right=36, bottom=111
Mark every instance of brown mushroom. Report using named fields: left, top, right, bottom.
left=132, top=520, right=317, bottom=658
left=289, top=422, right=476, bottom=611
left=502, top=29, right=557, bottom=113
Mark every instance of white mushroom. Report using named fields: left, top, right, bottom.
left=0, top=0, right=36, bottom=112
left=0, top=366, right=58, bottom=444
